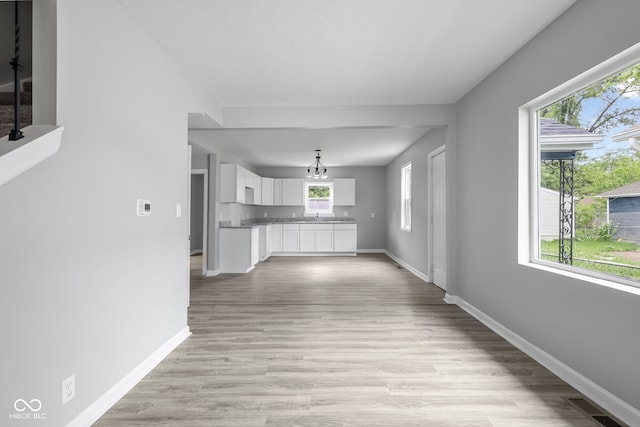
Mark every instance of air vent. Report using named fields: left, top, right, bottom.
left=566, top=398, right=627, bottom=427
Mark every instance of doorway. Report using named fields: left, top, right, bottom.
left=428, top=146, right=446, bottom=290
left=190, top=169, right=208, bottom=277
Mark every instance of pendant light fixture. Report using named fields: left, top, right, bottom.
left=306, top=149, right=328, bottom=179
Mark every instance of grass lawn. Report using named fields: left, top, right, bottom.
left=541, top=239, right=640, bottom=281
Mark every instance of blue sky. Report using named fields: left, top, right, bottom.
left=579, top=94, right=640, bottom=161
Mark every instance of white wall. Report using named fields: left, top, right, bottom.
left=386, top=128, right=446, bottom=277
left=0, top=1, right=221, bottom=425
left=257, top=166, right=387, bottom=250
left=454, top=0, right=640, bottom=421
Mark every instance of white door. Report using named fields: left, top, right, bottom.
left=432, top=149, right=446, bottom=290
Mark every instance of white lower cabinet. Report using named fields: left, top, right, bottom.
left=270, top=223, right=283, bottom=252
left=282, top=224, right=300, bottom=252
left=334, top=224, right=357, bottom=253
left=220, top=227, right=259, bottom=273
left=300, top=224, right=334, bottom=252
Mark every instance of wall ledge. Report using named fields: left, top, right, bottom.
left=0, top=125, right=63, bottom=187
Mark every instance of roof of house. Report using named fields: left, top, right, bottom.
left=540, top=117, right=594, bottom=136
left=597, top=181, right=640, bottom=198
left=539, top=117, right=603, bottom=153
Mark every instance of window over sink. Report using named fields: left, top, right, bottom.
left=304, top=182, right=334, bottom=216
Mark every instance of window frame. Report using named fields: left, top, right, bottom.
left=304, top=181, right=334, bottom=217
left=518, top=41, right=640, bottom=295
left=401, top=162, right=412, bottom=232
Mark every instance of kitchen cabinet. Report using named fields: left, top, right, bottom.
left=334, top=223, right=357, bottom=252
left=281, top=178, right=304, bottom=206
left=220, top=164, right=262, bottom=205
left=258, top=224, right=271, bottom=261
left=282, top=224, right=300, bottom=252
left=219, top=227, right=259, bottom=273
left=261, top=177, right=274, bottom=206
left=220, top=164, right=246, bottom=203
left=271, top=223, right=283, bottom=252
left=273, top=179, right=283, bottom=205
left=300, top=224, right=334, bottom=252
left=334, top=178, right=356, bottom=206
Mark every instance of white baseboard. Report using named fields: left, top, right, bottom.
left=450, top=296, right=640, bottom=427
left=443, top=293, right=457, bottom=304
left=270, top=253, right=356, bottom=257
left=219, top=265, right=254, bottom=273
left=205, top=269, right=220, bottom=277
left=357, top=249, right=386, bottom=254
left=384, top=250, right=431, bottom=283
left=66, top=326, right=191, bottom=427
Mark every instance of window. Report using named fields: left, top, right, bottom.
left=522, top=44, right=640, bottom=289
left=401, top=162, right=412, bottom=231
left=304, top=182, right=333, bottom=216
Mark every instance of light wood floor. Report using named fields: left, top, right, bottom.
left=96, top=254, right=599, bottom=426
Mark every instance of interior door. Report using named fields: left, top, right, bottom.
left=432, top=149, right=446, bottom=290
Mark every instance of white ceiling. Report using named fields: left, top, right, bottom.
left=120, top=0, right=576, bottom=166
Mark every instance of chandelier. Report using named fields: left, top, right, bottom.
left=306, top=149, right=328, bottom=179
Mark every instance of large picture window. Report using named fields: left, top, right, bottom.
left=401, top=162, right=412, bottom=231
left=523, top=46, right=640, bottom=289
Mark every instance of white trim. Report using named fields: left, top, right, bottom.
left=271, top=252, right=356, bottom=257
left=443, top=293, right=457, bottom=304
left=205, top=269, right=220, bottom=277
left=66, top=327, right=191, bottom=427
left=357, top=249, right=386, bottom=254
left=449, top=297, right=640, bottom=427
left=219, top=265, right=255, bottom=273
left=385, top=250, right=431, bottom=283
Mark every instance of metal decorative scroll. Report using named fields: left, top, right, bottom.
left=542, top=159, right=574, bottom=265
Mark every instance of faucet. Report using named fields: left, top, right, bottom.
left=315, top=212, right=319, bottom=222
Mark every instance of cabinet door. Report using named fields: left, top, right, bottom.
left=316, top=230, right=334, bottom=251
left=334, top=178, right=356, bottom=206
left=261, top=177, right=274, bottom=205
left=271, top=224, right=283, bottom=252
left=220, top=164, right=246, bottom=204
left=300, top=230, right=316, bottom=252
left=274, top=179, right=283, bottom=205
left=281, top=179, right=304, bottom=206
left=282, top=230, right=300, bottom=252
left=334, top=224, right=357, bottom=252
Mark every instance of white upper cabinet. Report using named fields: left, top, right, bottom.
left=220, top=164, right=246, bottom=203
left=220, top=164, right=263, bottom=204
left=333, top=178, right=356, bottom=206
left=281, top=178, right=304, bottom=206
left=261, top=177, right=274, bottom=206
left=273, top=178, right=283, bottom=205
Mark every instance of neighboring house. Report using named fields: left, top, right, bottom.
left=597, top=181, right=640, bottom=242
left=539, top=187, right=575, bottom=241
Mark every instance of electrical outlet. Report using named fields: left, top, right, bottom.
left=264, top=212, right=267, bottom=217
left=62, top=375, right=75, bottom=405
left=343, top=211, right=348, bottom=217
left=371, top=212, right=375, bottom=218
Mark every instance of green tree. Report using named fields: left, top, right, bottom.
left=540, top=63, right=640, bottom=133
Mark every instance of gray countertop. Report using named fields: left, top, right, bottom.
left=220, top=218, right=357, bottom=228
